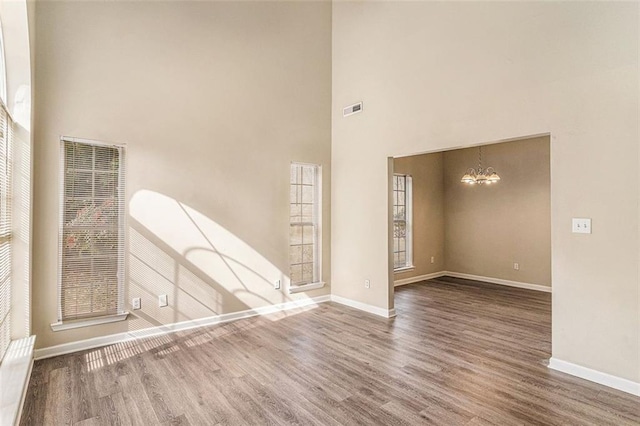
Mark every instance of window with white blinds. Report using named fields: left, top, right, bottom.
left=289, top=163, right=321, bottom=286
left=0, top=104, right=12, bottom=362
left=59, top=139, right=125, bottom=322
left=393, top=174, right=413, bottom=270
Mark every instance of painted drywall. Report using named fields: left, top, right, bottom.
left=444, top=137, right=551, bottom=287
left=33, top=1, right=332, bottom=349
left=393, top=153, right=445, bottom=279
left=332, top=1, right=639, bottom=382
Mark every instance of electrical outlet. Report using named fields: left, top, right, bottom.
left=513, top=263, right=519, bottom=271
left=364, top=279, right=371, bottom=289
left=274, top=279, right=281, bottom=290
left=159, top=294, right=168, bottom=307
left=430, top=256, right=435, bottom=264
left=132, top=297, right=141, bottom=310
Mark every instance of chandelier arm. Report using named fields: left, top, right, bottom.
left=461, top=146, right=500, bottom=185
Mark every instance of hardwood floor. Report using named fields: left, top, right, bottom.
left=21, top=277, right=640, bottom=425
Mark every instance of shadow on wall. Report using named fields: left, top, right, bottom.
left=126, top=189, right=293, bottom=332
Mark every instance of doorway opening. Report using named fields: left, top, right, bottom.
left=388, top=134, right=552, bottom=309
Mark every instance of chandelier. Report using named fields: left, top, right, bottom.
left=460, top=146, right=501, bottom=185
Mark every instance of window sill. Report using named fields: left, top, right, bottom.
left=50, top=312, right=129, bottom=332
left=0, top=336, right=35, bottom=426
left=289, top=281, right=325, bottom=294
left=394, top=265, right=415, bottom=273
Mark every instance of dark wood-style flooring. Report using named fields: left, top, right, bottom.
left=21, top=277, right=640, bottom=425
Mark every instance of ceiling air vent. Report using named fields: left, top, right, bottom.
left=343, top=102, right=363, bottom=118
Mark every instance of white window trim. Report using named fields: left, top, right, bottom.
left=50, top=312, right=129, bottom=331
left=394, top=266, right=415, bottom=273
left=405, top=174, right=413, bottom=268
left=0, top=20, right=7, bottom=106
left=393, top=174, right=413, bottom=271
left=51, top=136, right=129, bottom=331
left=0, top=99, right=12, bottom=363
left=289, top=281, right=325, bottom=294
left=288, top=162, right=324, bottom=293
left=0, top=336, right=35, bottom=426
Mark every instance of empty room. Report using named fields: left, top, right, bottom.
left=0, top=0, right=638, bottom=425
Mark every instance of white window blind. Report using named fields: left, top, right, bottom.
left=59, top=139, right=125, bottom=321
left=393, top=174, right=412, bottom=270
left=0, top=104, right=12, bottom=362
left=289, top=163, right=320, bottom=286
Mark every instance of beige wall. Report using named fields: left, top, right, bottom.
left=33, top=1, right=332, bottom=349
left=444, top=137, right=551, bottom=286
left=393, top=152, right=445, bottom=279
left=332, top=1, right=639, bottom=382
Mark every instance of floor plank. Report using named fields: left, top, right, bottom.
left=21, top=277, right=640, bottom=425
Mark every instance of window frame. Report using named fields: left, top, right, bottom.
left=51, top=136, right=128, bottom=331
left=0, top=101, right=11, bottom=362
left=0, top=20, right=7, bottom=106
left=288, top=162, right=324, bottom=293
left=393, top=174, right=413, bottom=272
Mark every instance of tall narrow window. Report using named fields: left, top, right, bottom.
left=0, top=21, right=6, bottom=105
left=0, top=104, right=11, bottom=361
left=289, top=163, right=321, bottom=286
left=393, top=174, right=412, bottom=270
left=58, top=139, right=125, bottom=323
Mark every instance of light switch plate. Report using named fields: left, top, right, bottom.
left=572, top=218, right=591, bottom=234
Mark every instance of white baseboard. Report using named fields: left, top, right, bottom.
left=330, top=295, right=396, bottom=318
left=442, top=271, right=551, bottom=293
left=34, top=295, right=331, bottom=360
left=548, top=357, right=640, bottom=396
left=394, top=271, right=446, bottom=287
